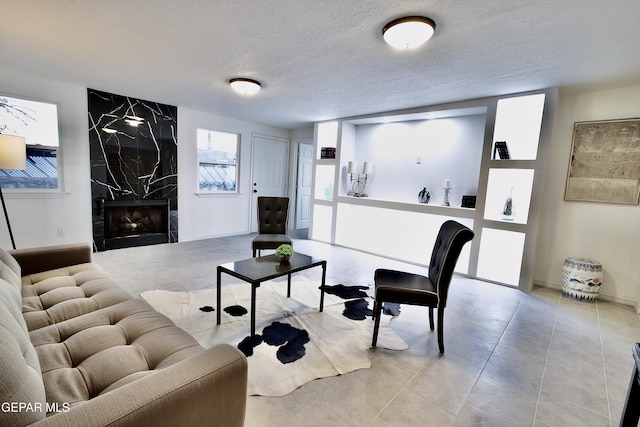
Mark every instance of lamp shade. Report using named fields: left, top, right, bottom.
left=0, top=135, right=26, bottom=170
left=348, top=161, right=358, bottom=174
left=382, top=16, right=436, bottom=49
left=229, top=78, right=262, bottom=95
left=363, top=162, right=373, bottom=175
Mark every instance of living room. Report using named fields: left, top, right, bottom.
left=1, top=1, right=640, bottom=426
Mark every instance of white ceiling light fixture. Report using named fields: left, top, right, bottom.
left=382, top=16, right=436, bottom=50
left=229, top=78, right=262, bottom=96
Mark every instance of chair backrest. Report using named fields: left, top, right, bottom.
left=428, top=220, right=474, bottom=306
left=257, top=197, right=289, bottom=234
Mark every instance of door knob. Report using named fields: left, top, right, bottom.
left=253, top=189, right=257, bottom=193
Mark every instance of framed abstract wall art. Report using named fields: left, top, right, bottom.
left=564, top=118, right=640, bottom=204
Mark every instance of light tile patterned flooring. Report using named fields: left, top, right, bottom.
left=93, top=233, right=640, bottom=426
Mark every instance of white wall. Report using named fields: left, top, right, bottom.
left=177, top=107, right=289, bottom=241
left=289, top=127, right=313, bottom=141
left=0, top=68, right=92, bottom=249
left=353, top=115, right=485, bottom=205
left=0, top=67, right=291, bottom=249
left=534, top=85, right=640, bottom=307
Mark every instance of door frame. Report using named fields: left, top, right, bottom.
left=249, top=133, right=290, bottom=233
left=290, top=139, right=313, bottom=230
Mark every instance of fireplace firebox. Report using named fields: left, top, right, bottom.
left=104, top=200, right=169, bottom=250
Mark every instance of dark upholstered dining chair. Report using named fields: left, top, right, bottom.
left=252, top=197, right=292, bottom=257
left=371, top=220, right=474, bottom=354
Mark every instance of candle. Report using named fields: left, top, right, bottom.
left=363, top=162, right=373, bottom=175
left=348, top=161, right=357, bottom=174
left=444, top=178, right=451, bottom=188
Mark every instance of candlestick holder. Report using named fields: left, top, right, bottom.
left=349, top=173, right=369, bottom=197
left=347, top=161, right=373, bottom=197
left=442, top=187, right=451, bottom=206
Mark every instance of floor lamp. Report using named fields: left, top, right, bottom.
left=0, top=134, right=26, bottom=249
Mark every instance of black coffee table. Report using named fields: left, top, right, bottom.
left=216, top=253, right=327, bottom=340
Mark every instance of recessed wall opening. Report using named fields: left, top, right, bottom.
left=104, top=200, right=169, bottom=249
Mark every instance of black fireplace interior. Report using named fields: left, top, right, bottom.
left=104, top=201, right=169, bottom=249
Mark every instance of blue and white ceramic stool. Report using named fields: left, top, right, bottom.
left=561, top=257, right=603, bottom=302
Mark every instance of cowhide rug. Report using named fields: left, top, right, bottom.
left=140, top=276, right=406, bottom=396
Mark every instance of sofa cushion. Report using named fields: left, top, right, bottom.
left=21, top=264, right=131, bottom=331
left=18, top=259, right=206, bottom=409
left=34, top=298, right=204, bottom=404
left=0, top=276, right=46, bottom=425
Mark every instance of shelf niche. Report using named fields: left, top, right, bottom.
left=491, top=93, right=545, bottom=160
left=341, top=108, right=486, bottom=207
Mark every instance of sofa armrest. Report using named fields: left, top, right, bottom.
left=10, top=243, right=92, bottom=277
left=32, top=344, right=248, bottom=427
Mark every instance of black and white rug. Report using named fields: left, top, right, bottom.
left=140, top=276, right=406, bottom=396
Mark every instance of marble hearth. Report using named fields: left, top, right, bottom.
left=88, top=89, right=178, bottom=251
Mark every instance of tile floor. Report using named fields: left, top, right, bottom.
left=93, top=233, right=640, bottom=427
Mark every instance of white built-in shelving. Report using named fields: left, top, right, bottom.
left=309, top=89, right=558, bottom=291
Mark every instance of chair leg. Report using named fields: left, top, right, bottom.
left=437, top=307, right=445, bottom=354
left=252, top=248, right=256, bottom=257
left=372, top=299, right=383, bottom=347
left=428, top=307, right=435, bottom=331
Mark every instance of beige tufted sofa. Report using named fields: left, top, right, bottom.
left=0, top=243, right=247, bottom=426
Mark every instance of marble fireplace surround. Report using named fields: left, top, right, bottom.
left=88, top=89, right=178, bottom=251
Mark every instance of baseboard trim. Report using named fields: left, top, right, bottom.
left=534, top=281, right=640, bottom=312
left=179, top=230, right=250, bottom=242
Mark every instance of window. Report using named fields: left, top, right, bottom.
left=0, top=94, right=60, bottom=189
left=197, top=129, right=239, bottom=193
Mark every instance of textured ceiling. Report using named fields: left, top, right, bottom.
left=1, top=1, right=640, bottom=129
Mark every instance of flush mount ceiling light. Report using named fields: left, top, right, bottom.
left=382, top=16, right=436, bottom=49
left=229, top=78, right=262, bottom=96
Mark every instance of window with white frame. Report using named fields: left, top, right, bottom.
left=197, top=128, right=239, bottom=193
left=0, top=94, right=60, bottom=189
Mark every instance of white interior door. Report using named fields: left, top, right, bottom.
left=295, top=143, right=313, bottom=229
left=251, top=135, right=289, bottom=232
